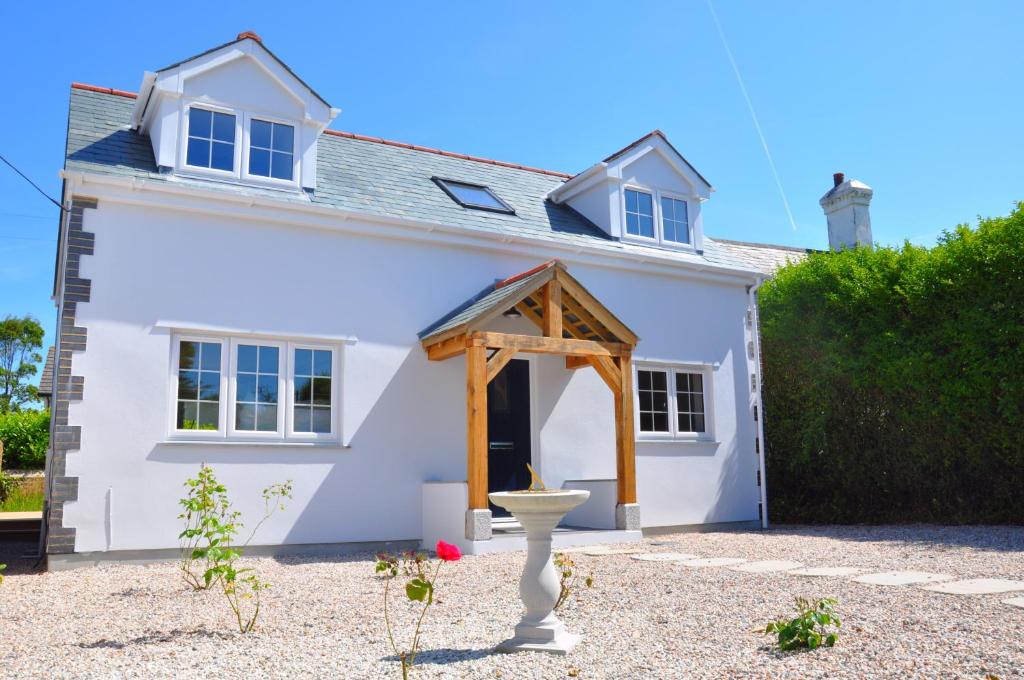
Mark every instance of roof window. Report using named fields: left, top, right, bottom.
left=433, top=177, right=514, bottom=214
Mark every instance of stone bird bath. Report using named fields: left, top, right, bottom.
left=488, top=489, right=590, bottom=654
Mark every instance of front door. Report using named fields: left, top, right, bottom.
left=487, top=358, right=532, bottom=515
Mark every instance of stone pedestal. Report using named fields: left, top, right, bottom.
left=488, top=490, right=590, bottom=654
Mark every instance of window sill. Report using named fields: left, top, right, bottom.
left=161, top=439, right=349, bottom=449
left=636, top=437, right=719, bottom=445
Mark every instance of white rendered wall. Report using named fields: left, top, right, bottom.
left=62, top=199, right=760, bottom=552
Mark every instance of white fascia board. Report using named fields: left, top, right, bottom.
left=615, top=139, right=712, bottom=200
left=61, top=170, right=761, bottom=287
left=131, top=72, right=157, bottom=130
left=547, top=162, right=608, bottom=203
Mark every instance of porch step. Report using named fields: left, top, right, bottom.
left=491, top=517, right=523, bottom=533
left=0, top=512, right=42, bottom=542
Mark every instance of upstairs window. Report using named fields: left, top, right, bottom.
left=249, top=119, right=295, bottom=181
left=433, top=178, right=515, bottom=214
left=186, top=108, right=235, bottom=172
left=661, top=197, right=690, bottom=244
left=625, top=189, right=655, bottom=238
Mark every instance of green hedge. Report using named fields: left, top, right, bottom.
left=760, top=203, right=1024, bottom=524
left=0, top=410, right=50, bottom=470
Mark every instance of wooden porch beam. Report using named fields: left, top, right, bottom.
left=614, top=351, right=638, bottom=505
left=542, top=280, right=563, bottom=338
left=466, top=342, right=489, bottom=510
left=486, top=347, right=517, bottom=384
left=555, top=270, right=639, bottom=345
left=472, top=332, right=627, bottom=357
left=426, top=333, right=468, bottom=361
left=563, top=294, right=612, bottom=341
left=587, top=355, right=622, bottom=393
left=564, top=356, right=590, bottom=370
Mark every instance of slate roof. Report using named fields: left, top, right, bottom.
left=418, top=261, right=559, bottom=342
left=64, top=85, right=802, bottom=279
left=38, top=346, right=55, bottom=397
left=701, top=238, right=813, bottom=276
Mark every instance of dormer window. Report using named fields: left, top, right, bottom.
left=248, top=119, right=294, bottom=181
left=186, top=108, right=236, bottom=172
left=661, top=196, right=690, bottom=244
left=624, top=189, right=655, bottom=238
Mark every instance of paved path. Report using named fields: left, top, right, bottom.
left=615, top=549, right=1024, bottom=610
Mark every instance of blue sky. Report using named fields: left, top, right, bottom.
left=1, top=0, right=1022, bottom=364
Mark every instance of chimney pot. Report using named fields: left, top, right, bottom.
left=833, top=172, right=845, bottom=187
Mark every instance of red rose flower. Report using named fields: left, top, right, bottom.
left=436, top=540, right=462, bottom=562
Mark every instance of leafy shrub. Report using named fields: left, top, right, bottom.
left=760, top=203, right=1024, bottom=524
left=762, top=597, right=840, bottom=651
left=177, top=465, right=292, bottom=633
left=0, top=410, right=49, bottom=469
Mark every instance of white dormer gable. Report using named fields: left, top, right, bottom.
left=131, top=32, right=339, bottom=192
left=549, top=131, right=713, bottom=252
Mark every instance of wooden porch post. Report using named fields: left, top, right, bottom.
left=466, top=340, right=489, bottom=510
left=614, top=350, right=637, bottom=505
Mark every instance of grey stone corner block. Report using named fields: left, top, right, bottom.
left=465, top=508, right=493, bottom=541
left=615, top=503, right=641, bottom=531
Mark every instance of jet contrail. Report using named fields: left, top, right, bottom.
left=706, top=0, right=798, bottom=232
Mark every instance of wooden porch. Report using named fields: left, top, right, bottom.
left=420, top=260, right=641, bottom=537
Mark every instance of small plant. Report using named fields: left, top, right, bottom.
left=376, top=541, right=461, bottom=679
left=762, top=597, right=841, bottom=651
left=553, top=551, right=593, bottom=610
left=177, top=465, right=292, bottom=633
left=178, top=465, right=239, bottom=590
left=0, top=563, right=6, bottom=585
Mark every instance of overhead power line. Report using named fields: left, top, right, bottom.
left=706, top=0, right=798, bottom=232
left=0, top=153, right=64, bottom=211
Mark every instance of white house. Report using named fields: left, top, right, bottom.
left=42, top=33, right=869, bottom=568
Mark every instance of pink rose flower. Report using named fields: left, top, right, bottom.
left=436, top=540, right=462, bottom=562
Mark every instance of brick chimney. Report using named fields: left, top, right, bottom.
left=819, top=173, right=873, bottom=250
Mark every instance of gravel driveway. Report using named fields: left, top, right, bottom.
left=1, top=525, right=1022, bottom=679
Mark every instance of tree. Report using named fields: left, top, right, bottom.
left=0, top=315, right=44, bottom=413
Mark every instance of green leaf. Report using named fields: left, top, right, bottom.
left=406, top=577, right=432, bottom=602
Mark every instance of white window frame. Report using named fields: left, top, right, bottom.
left=176, top=101, right=301, bottom=190
left=227, top=338, right=287, bottom=439
left=634, top=362, right=714, bottom=442
left=168, top=334, right=229, bottom=439
left=286, top=341, right=340, bottom=441
left=657, top=191, right=693, bottom=248
left=179, top=103, right=243, bottom=180
left=622, top=186, right=658, bottom=243
left=167, top=333, right=341, bottom=444
left=241, top=112, right=301, bottom=189
left=620, top=185, right=698, bottom=252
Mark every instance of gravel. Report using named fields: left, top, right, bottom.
left=1, top=525, right=1023, bottom=679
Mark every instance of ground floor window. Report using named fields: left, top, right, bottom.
left=635, top=364, right=711, bottom=439
left=170, top=333, right=340, bottom=442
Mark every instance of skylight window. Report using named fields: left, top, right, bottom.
left=433, top=178, right=514, bottom=214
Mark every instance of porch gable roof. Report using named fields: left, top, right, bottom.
left=419, top=260, right=639, bottom=349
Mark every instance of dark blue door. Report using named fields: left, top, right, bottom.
left=487, top=358, right=532, bottom=515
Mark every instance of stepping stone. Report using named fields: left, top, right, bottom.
left=921, top=579, right=1024, bottom=595
left=678, top=557, right=748, bottom=568
left=630, top=552, right=699, bottom=562
left=1003, top=597, right=1024, bottom=610
left=853, top=571, right=952, bottom=586
left=729, top=560, right=803, bottom=573
left=789, top=567, right=866, bottom=577
left=581, top=546, right=644, bottom=556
